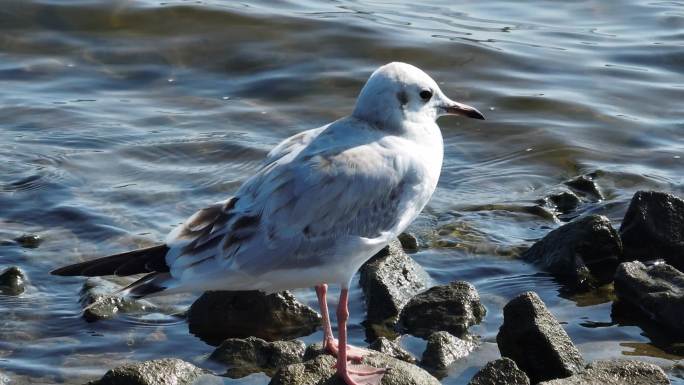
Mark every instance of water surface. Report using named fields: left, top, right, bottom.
left=1, top=0, right=683, bottom=383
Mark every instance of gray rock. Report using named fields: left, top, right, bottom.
left=92, top=358, right=204, bottom=385
left=0, top=266, right=26, bottom=295
left=614, top=261, right=684, bottom=336
left=398, top=281, right=485, bottom=339
left=564, top=175, right=603, bottom=201
left=269, top=352, right=440, bottom=385
left=620, top=190, right=684, bottom=271
left=522, top=214, right=622, bottom=288
left=421, top=331, right=475, bottom=375
left=368, top=337, right=416, bottom=364
left=360, top=240, right=429, bottom=326
left=467, top=358, right=530, bottom=385
left=398, top=233, right=419, bottom=251
left=188, top=290, right=320, bottom=345
left=546, top=191, right=582, bottom=214
left=80, top=278, right=150, bottom=322
left=496, top=292, right=584, bottom=383
left=303, top=342, right=327, bottom=361
left=537, top=360, right=669, bottom=385
left=209, top=336, right=305, bottom=378
left=13, top=233, right=41, bottom=248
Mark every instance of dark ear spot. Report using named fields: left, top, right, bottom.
left=396, top=90, right=408, bottom=106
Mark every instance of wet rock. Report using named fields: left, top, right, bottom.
left=467, top=358, right=530, bottom=385
left=614, top=261, right=684, bottom=336
left=545, top=191, right=582, bottom=214
left=303, top=342, right=327, bottom=361
left=537, top=359, right=669, bottom=385
left=368, top=337, right=416, bottom=364
left=564, top=175, right=603, bottom=201
left=398, top=281, right=485, bottom=339
left=620, top=190, right=684, bottom=271
left=13, top=233, right=41, bottom=248
left=80, top=278, right=149, bottom=322
left=398, top=233, right=419, bottom=251
left=91, top=358, right=205, bottom=385
left=496, top=292, right=584, bottom=383
left=209, top=336, right=305, bottom=378
left=360, top=239, right=429, bottom=325
left=0, top=266, right=26, bottom=295
left=522, top=214, right=623, bottom=289
left=269, top=352, right=440, bottom=385
left=421, top=331, right=475, bottom=375
left=188, top=290, right=320, bottom=345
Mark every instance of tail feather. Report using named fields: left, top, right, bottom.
left=117, top=272, right=171, bottom=299
left=51, top=244, right=170, bottom=277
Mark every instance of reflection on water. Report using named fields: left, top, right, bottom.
left=0, top=0, right=683, bottom=383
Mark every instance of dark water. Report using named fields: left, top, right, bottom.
left=1, top=0, right=683, bottom=383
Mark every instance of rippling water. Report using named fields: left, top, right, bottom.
left=1, top=0, right=683, bottom=383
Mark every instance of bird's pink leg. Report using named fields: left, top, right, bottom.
left=315, top=284, right=371, bottom=362
left=315, top=284, right=335, bottom=348
left=336, top=288, right=386, bottom=385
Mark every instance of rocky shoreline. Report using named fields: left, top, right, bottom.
left=2, top=190, right=684, bottom=384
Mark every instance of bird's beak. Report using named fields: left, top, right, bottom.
left=442, top=99, right=485, bottom=120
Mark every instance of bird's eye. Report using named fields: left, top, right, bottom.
left=419, top=89, right=433, bottom=101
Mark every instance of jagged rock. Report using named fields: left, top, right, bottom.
left=91, top=358, right=204, bottom=385
left=398, top=281, right=485, bottom=338
left=468, top=358, right=530, bottom=385
left=209, top=337, right=305, bottom=378
left=13, top=233, right=41, bottom=248
left=360, top=239, right=429, bottom=325
left=398, top=233, right=419, bottom=251
left=188, top=290, right=320, bottom=345
left=496, top=292, right=584, bottom=383
left=421, top=331, right=475, bottom=375
left=368, top=337, right=416, bottom=364
left=614, top=261, right=684, bottom=336
left=0, top=266, right=26, bottom=295
left=546, top=191, right=582, bottom=214
left=564, top=175, right=603, bottom=201
left=620, top=190, right=684, bottom=271
left=537, top=360, right=669, bottom=385
left=269, top=352, right=440, bottom=385
left=522, top=214, right=622, bottom=288
left=80, top=278, right=150, bottom=322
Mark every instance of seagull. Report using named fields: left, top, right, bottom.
left=52, top=62, right=484, bottom=385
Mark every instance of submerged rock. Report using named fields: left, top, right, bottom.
left=368, top=337, right=416, bottom=364
left=13, top=233, right=41, bottom=248
left=614, top=261, right=684, bottom=336
left=0, top=266, right=26, bottom=295
left=398, top=232, right=419, bottom=251
left=496, top=292, right=584, bottom=383
left=269, top=352, right=440, bottom=385
left=522, top=214, right=622, bottom=289
left=537, top=360, right=669, bottom=385
left=209, top=336, right=305, bottom=378
left=80, top=278, right=149, bottom=322
left=620, top=190, right=684, bottom=271
left=360, top=239, right=429, bottom=326
left=564, top=175, right=603, bottom=201
left=421, top=331, right=475, bottom=375
left=545, top=191, right=582, bottom=214
left=91, top=358, right=204, bottom=385
left=467, top=358, right=530, bottom=385
left=188, top=290, right=320, bottom=345
left=399, top=281, right=485, bottom=339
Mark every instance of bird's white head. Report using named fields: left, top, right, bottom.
left=352, top=62, right=484, bottom=129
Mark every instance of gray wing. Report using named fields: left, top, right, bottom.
left=164, top=122, right=424, bottom=279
